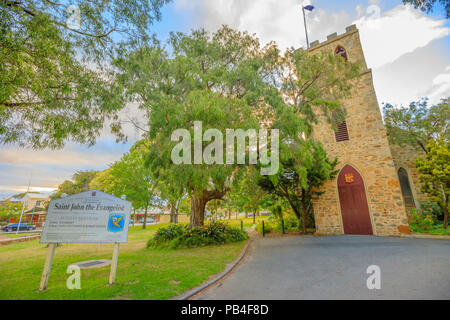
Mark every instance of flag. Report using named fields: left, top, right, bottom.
left=304, top=5, right=315, bottom=11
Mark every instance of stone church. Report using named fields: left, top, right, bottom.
left=308, top=25, right=427, bottom=237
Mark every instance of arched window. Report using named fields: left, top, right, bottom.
left=334, top=46, right=348, bottom=61
left=398, top=168, right=415, bottom=208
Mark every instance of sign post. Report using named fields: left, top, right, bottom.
left=109, top=243, right=120, bottom=285
left=39, top=243, right=57, bottom=291
left=39, top=190, right=131, bottom=290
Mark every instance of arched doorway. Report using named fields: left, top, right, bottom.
left=397, top=168, right=416, bottom=212
left=338, top=165, right=373, bottom=235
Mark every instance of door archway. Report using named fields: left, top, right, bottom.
left=338, top=165, right=373, bottom=235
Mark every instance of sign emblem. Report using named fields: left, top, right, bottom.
left=107, top=214, right=125, bottom=232
left=345, top=173, right=354, bottom=184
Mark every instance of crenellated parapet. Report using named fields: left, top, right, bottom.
left=309, top=25, right=358, bottom=49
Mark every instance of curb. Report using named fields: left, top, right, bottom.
left=400, top=233, right=450, bottom=240
left=173, top=240, right=251, bottom=300
left=0, top=235, right=41, bottom=246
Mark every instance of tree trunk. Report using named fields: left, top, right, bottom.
left=443, top=202, right=448, bottom=229
left=301, top=189, right=307, bottom=234
left=170, top=202, right=178, bottom=224
left=143, top=205, right=148, bottom=230
left=228, top=209, right=231, bottom=220
left=253, top=210, right=256, bottom=224
left=190, top=195, right=207, bottom=227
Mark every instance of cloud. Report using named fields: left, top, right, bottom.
left=0, top=139, right=132, bottom=193
left=372, top=40, right=450, bottom=106
left=355, top=5, right=450, bottom=69
left=173, top=0, right=450, bottom=106
left=174, top=1, right=449, bottom=68
left=174, top=0, right=350, bottom=50
left=424, top=66, right=450, bottom=104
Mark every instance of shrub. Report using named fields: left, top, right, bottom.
left=420, top=201, right=443, bottom=222
left=256, top=220, right=274, bottom=234
left=411, top=209, right=436, bottom=231
left=256, top=214, right=300, bottom=234
left=147, top=221, right=248, bottom=249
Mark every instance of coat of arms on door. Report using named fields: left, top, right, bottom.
left=345, top=173, right=354, bottom=184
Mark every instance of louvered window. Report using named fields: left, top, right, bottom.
left=335, top=121, right=349, bottom=142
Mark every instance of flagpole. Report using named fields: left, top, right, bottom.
left=302, top=6, right=310, bottom=49
left=16, top=173, right=32, bottom=234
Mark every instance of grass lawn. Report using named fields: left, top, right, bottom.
left=410, top=223, right=450, bottom=236
left=0, top=224, right=246, bottom=300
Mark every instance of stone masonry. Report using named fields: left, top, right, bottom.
left=390, top=143, right=429, bottom=212
left=308, top=25, right=410, bottom=237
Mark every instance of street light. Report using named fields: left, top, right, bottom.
left=302, top=4, right=315, bottom=49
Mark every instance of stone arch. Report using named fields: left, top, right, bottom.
left=334, top=45, right=348, bottom=61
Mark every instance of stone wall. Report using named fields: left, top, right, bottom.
left=390, top=143, right=429, bottom=210
left=308, top=26, right=410, bottom=237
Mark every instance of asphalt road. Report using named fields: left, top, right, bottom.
left=194, top=235, right=450, bottom=300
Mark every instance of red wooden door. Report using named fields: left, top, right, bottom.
left=338, top=165, right=373, bottom=235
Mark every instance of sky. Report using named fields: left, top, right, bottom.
left=1, top=0, right=449, bottom=199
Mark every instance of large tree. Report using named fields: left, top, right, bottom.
left=258, top=140, right=338, bottom=233
left=115, top=26, right=359, bottom=227
left=90, top=141, right=158, bottom=229
left=1, top=0, right=170, bottom=148
left=403, top=0, right=450, bottom=18
left=415, top=138, right=449, bottom=229
left=115, top=26, right=278, bottom=227
left=0, top=199, right=22, bottom=222
left=51, top=170, right=97, bottom=199
left=383, top=99, right=449, bottom=154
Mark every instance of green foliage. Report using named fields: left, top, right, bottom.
left=409, top=222, right=450, bottom=235
left=258, top=140, right=338, bottom=233
left=90, top=140, right=158, bottom=211
left=255, top=214, right=302, bottom=234
left=51, top=170, right=97, bottom=199
left=115, top=25, right=359, bottom=227
left=0, top=199, right=22, bottom=221
left=147, top=221, right=248, bottom=249
left=0, top=0, right=171, bottom=148
left=415, top=138, right=449, bottom=228
left=419, top=200, right=444, bottom=221
left=383, top=99, right=449, bottom=153
left=403, top=0, right=450, bottom=18
left=411, top=208, right=435, bottom=231
left=115, top=26, right=278, bottom=226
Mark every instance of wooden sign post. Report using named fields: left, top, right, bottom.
left=39, top=243, right=57, bottom=291
left=109, top=243, right=120, bottom=285
left=39, top=190, right=131, bottom=291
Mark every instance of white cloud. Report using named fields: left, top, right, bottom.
left=174, top=0, right=349, bottom=50
left=355, top=5, right=450, bottom=69
left=173, top=0, right=450, bottom=107
left=174, top=1, right=449, bottom=68
left=425, top=66, right=450, bottom=104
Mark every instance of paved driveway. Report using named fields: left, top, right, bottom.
left=194, top=235, right=450, bottom=300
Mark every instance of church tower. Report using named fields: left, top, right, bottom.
left=309, top=25, right=410, bottom=236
